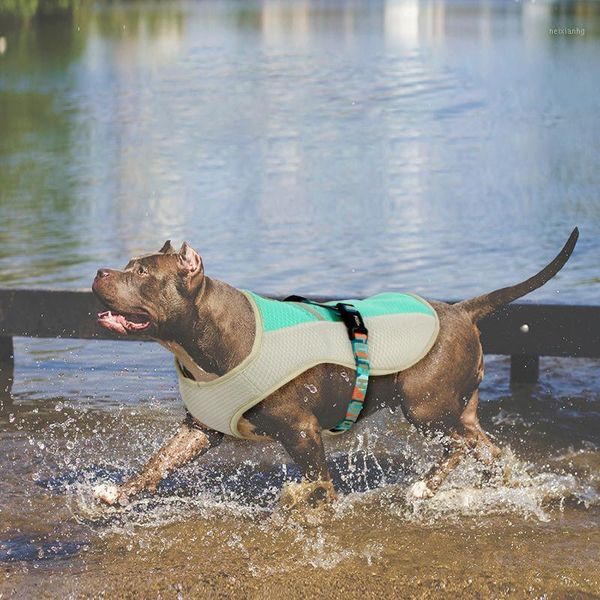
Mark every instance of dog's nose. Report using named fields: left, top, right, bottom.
left=96, top=269, right=110, bottom=279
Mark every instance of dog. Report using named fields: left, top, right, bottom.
left=91, top=229, right=579, bottom=507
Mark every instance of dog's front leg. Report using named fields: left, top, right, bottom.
left=274, top=415, right=337, bottom=508
left=95, top=414, right=223, bottom=505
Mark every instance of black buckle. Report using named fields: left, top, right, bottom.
left=335, top=303, right=368, bottom=340
left=282, top=295, right=368, bottom=340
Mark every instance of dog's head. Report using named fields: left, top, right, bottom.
left=92, top=240, right=204, bottom=337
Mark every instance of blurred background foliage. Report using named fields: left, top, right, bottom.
left=0, top=0, right=88, bottom=23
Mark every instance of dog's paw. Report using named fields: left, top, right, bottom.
left=307, top=482, right=337, bottom=508
left=407, top=480, right=434, bottom=500
left=279, top=480, right=337, bottom=511
left=93, top=483, right=124, bottom=506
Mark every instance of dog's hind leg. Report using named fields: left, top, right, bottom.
left=460, top=389, right=501, bottom=465
left=408, top=389, right=502, bottom=499
left=408, top=433, right=467, bottom=499
left=460, top=389, right=507, bottom=489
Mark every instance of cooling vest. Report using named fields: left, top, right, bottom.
left=177, top=291, right=439, bottom=438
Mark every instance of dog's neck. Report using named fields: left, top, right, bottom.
left=160, top=277, right=256, bottom=379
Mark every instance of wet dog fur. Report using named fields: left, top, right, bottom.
left=91, top=230, right=579, bottom=507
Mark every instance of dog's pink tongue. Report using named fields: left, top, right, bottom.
left=97, top=311, right=128, bottom=334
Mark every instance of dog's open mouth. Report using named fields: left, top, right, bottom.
left=97, top=310, right=151, bottom=334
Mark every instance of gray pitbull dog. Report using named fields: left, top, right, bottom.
left=92, top=229, right=578, bottom=507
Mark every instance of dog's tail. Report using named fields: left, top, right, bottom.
left=457, top=227, right=579, bottom=323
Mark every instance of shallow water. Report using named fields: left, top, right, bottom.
left=1, top=0, right=600, bottom=597
left=2, top=350, right=599, bottom=596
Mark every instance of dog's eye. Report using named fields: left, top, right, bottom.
left=137, top=266, right=148, bottom=276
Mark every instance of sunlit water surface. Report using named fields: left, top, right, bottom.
left=0, top=0, right=599, bottom=596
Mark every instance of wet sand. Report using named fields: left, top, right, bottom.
left=3, top=504, right=599, bottom=599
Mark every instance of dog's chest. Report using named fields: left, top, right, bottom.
left=160, top=341, right=218, bottom=382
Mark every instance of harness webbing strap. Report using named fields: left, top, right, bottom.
left=283, top=296, right=371, bottom=432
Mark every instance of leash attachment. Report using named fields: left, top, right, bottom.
left=283, top=296, right=371, bottom=432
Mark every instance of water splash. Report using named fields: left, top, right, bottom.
left=4, top=391, right=599, bottom=581
left=63, top=437, right=599, bottom=541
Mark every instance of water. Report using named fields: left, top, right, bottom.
left=1, top=1, right=600, bottom=596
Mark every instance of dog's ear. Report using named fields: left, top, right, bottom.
left=158, top=240, right=175, bottom=254
left=178, top=242, right=204, bottom=281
